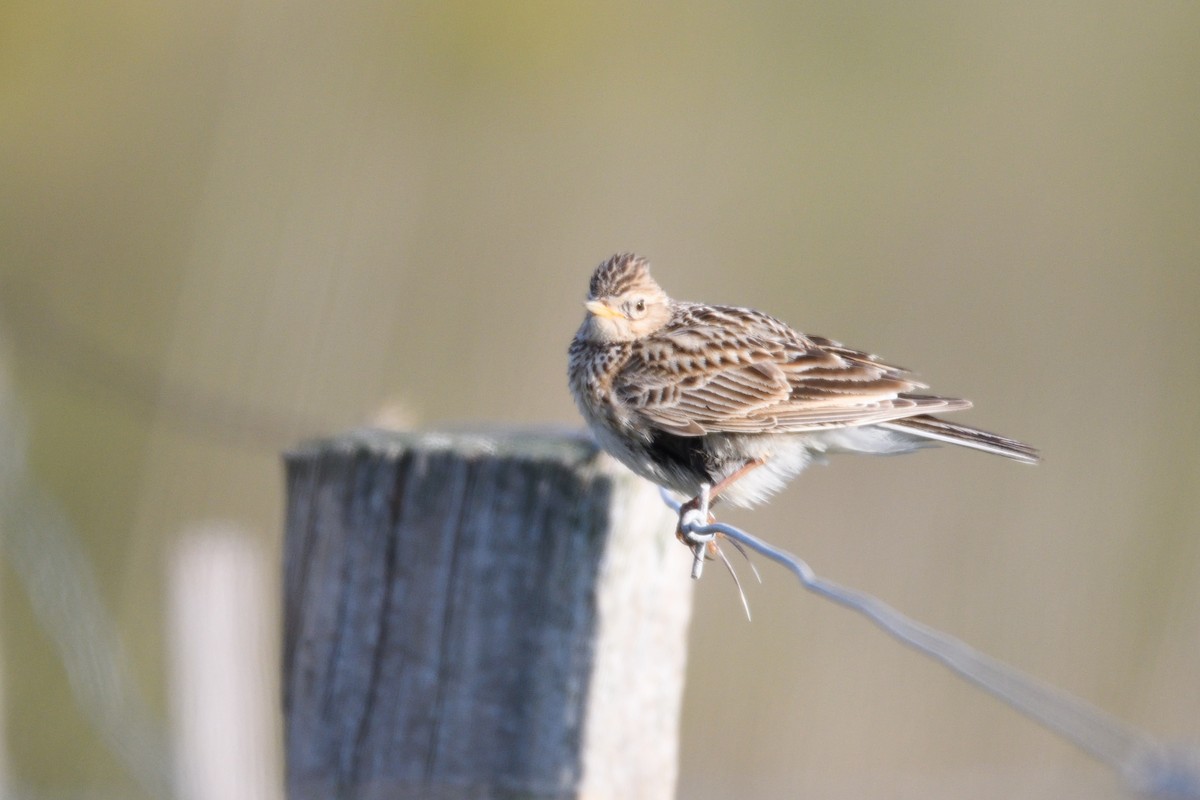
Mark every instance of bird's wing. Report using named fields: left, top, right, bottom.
left=617, top=305, right=970, bottom=437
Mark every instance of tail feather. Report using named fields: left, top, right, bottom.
left=879, top=415, right=1040, bottom=464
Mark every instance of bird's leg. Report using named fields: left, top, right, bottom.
left=675, top=457, right=766, bottom=538
left=708, top=457, right=766, bottom=503
left=675, top=458, right=766, bottom=580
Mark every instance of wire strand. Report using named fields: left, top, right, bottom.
left=662, top=487, right=1200, bottom=800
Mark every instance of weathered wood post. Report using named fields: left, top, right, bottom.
left=282, top=429, right=693, bottom=800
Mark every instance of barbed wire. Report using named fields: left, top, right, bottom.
left=663, top=486, right=1200, bottom=800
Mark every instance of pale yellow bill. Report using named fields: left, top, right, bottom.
left=584, top=300, right=623, bottom=319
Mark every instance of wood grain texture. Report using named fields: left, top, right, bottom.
left=283, top=429, right=692, bottom=800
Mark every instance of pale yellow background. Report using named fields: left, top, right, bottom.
left=2, top=2, right=1198, bottom=798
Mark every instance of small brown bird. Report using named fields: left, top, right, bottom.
left=568, top=253, right=1038, bottom=544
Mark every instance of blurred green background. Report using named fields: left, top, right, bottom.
left=2, top=2, right=1199, bottom=798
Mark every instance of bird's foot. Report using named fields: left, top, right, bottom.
left=670, top=484, right=761, bottom=619
left=675, top=485, right=717, bottom=579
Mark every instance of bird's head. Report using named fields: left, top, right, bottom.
left=579, top=253, right=672, bottom=343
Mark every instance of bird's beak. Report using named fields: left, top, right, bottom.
left=584, top=300, right=624, bottom=320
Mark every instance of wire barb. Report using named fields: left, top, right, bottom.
left=659, top=487, right=1200, bottom=800
left=678, top=483, right=714, bottom=579
left=676, top=483, right=758, bottom=618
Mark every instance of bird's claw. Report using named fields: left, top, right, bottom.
left=669, top=485, right=757, bottom=618
left=678, top=507, right=715, bottom=544
left=674, top=484, right=715, bottom=579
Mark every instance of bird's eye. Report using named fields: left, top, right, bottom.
left=635, top=299, right=646, bottom=313
left=626, top=298, right=647, bottom=319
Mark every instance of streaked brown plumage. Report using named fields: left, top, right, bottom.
left=568, top=253, right=1038, bottom=514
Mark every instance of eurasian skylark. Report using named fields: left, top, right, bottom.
left=568, top=253, right=1038, bottom=560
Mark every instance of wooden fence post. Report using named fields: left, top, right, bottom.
left=282, top=429, right=693, bottom=800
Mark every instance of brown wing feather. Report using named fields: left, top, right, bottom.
left=617, top=304, right=971, bottom=436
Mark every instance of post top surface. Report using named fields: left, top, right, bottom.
left=286, top=426, right=607, bottom=468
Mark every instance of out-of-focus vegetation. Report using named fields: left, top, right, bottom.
left=2, top=2, right=1198, bottom=798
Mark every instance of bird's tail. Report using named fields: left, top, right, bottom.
left=879, top=415, right=1040, bottom=464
